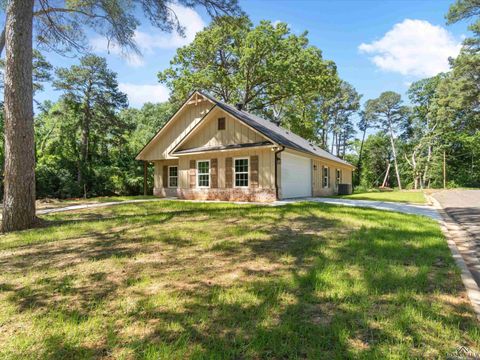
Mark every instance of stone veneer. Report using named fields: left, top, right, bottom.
left=154, top=187, right=276, bottom=202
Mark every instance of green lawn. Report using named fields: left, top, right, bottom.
left=337, top=190, right=426, bottom=204
left=0, top=201, right=477, bottom=359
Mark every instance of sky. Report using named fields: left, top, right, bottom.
left=35, top=0, right=469, bottom=110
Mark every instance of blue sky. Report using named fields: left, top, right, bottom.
left=36, top=0, right=469, bottom=110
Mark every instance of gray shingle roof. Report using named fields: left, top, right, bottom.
left=198, top=91, right=353, bottom=167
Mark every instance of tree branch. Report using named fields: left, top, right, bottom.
left=33, top=7, right=108, bottom=20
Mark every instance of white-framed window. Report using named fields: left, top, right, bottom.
left=323, top=166, right=329, bottom=188
left=234, top=157, right=249, bottom=187
left=168, top=166, right=178, bottom=188
left=335, top=169, right=342, bottom=188
left=197, top=160, right=210, bottom=188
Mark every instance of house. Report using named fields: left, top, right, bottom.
left=136, top=91, right=354, bottom=202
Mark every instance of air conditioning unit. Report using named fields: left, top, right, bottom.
left=338, top=184, right=352, bottom=195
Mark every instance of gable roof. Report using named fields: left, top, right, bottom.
left=197, top=91, right=353, bottom=167
left=135, top=91, right=215, bottom=160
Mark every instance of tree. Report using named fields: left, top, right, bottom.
left=0, top=49, right=52, bottom=94
left=369, top=92, right=410, bottom=190
left=358, top=132, right=392, bottom=188
left=158, top=16, right=338, bottom=128
left=2, top=0, right=36, bottom=231
left=356, top=99, right=377, bottom=185
left=54, top=55, right=128, bottom=196
left=406, top=75, right=444, bottom=189
left=0, top=0, right=240, bottom=232
left=33, top=99, right=174, bottom=199
left=318, top=80, right=361, bottom=155
left=446, top=0, right=480, bottom=51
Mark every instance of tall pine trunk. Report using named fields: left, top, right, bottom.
left=388, top=124, right=402, bottom=190
left=2, top=0, right=36, bottom=232
left=357, top=127, right=367, bottom=184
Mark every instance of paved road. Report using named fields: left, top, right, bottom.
left=432, top=190, right=480, bottom=246
left=432, top=190, right=480, bottom=287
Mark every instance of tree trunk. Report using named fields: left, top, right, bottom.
left=2, top=0, right=36, bottom=232
left=423, top=144, right=432, bottom=188
left=78, top=100, right=91, bottom=189
left=357, top=128, right=367, bottom=184
left=388, top=125, right=402, bottom=190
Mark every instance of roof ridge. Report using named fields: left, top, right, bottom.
left=196, top=90, right=353, bottom=167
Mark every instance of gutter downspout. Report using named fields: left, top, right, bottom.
left=274, top=146, right=285, bottom=200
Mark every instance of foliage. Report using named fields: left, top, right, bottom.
left=0, top=49, right=53, bottom=94
left=34, top=98, right=173, bottom=198
left=159, top=16, right=342, bottom=143
left=319, top=80, right=361, bottom=155
left=358, top=132, right=392, bottom=188
left=364, top=92, right=410, bottom=189
left=28, top=53, right=174, bottom=199
left=53, top=54, right=129, bottom=195
left=446, top=0, right=480, bottom=50
left=24, top=0, right=241, bottom=56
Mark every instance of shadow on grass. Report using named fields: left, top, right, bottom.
left=0, top=202, right=478, bottom=359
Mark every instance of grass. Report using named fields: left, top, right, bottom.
left=336, top=190, right=426, bottom=204
left=35, top=195, right=157, bottom=210
left=0, top=200, right=477, bottom=359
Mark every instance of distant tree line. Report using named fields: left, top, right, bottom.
left=351, top=0, right=479, bottom=190
left=0, top=0, right=477, bottom=211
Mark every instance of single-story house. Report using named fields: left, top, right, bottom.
left=136, top=91, right=354, bottom=202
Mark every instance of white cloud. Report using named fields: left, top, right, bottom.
left=359, top=19, right=461, bottom=77
left=90, top=4, right=205, bottom=67
left=119, top=83, right=170, bottom=107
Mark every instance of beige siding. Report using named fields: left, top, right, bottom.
left=311, top=158, right=353, bottom=197
left=177, top=147, right=276, bottom=189
left=153, top=159, right=179, bottom=188
left=142, top=101, right=212, bottom=160
left=178, top=108, right=268, bottom=150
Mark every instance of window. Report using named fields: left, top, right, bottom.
left=335, top=169, right=342, bottom=188
left=218, top=117, right=226, bottom=130
left=234, top=158, right=249, bottom=187
left=323, top=166, right=329, bottom=188
left=168, top=166, right=178, bottom=188
left=197, top=160, right=210, bottom=187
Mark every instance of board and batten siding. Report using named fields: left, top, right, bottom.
left=178, top=108, right=268, bottom=150
left=153, top=159, right=179, bottom=189
left=174, top=148, right=274, bottom=189
left=311, top=158, right=353, bottom=196
left=142, top=101, right=212, bottom=160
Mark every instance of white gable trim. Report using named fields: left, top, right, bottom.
left=169, top=106, right=278, bottom=156
left=135, top=91, right=214, bottom=160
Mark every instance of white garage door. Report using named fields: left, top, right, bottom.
left=281, top=152, right=312, bottom=199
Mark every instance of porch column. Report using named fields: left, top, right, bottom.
left=143, top=161, right=148, bottom=195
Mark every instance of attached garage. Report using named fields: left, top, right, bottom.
left=281, top=152, right=312, bottom=199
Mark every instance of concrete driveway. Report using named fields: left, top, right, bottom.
left=278, top=197, right=440, bottom=220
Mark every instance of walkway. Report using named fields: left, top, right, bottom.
left=278, top=197, right=440, bottom=220
left=35, top=196, right=440, bottom=220
left=37, top=198, right=163, bottom=215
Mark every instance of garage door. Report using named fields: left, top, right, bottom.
left=281, top=152, right=312, bottom=198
